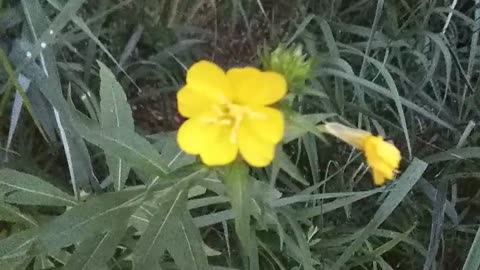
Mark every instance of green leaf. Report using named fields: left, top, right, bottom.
left=423, top=147, right=480, bottom=163
left=0, top=48, right=47, bottom=141
left=0, top=229, right=38, bottom=260
left=168, top=212, right=209, bottom=270
left=224, top=162, right=251, bottom=250
left=20, top=0, right=89, bottom=63
left=372, top=225, right=416, bottom=257
left=275, top=149, right=308, bottom=186
left=15, top=0, right=98, bottom=196
left=463, top=225, right=480, bottom=270
left=0, top=169, right=77, bottom=206
left=303, top=134, right=320, bottom=185
left=74, top=122, right=168, bottom=181
left=133, top=189, right=187, bottom=269
left=297, top=190, right=383, bottom=219
left=151, top=132, right=196, bottom=171
left=332, top=158, right=428, bottom=269
left=98, top=60, right=133, bottom=129
left=98, top=60, right=134, bottom=191
left=63, top=229, right=125, bottom=270
left=318, top=68, right=455, bottom=131
left=33, top=255, right=54, bottom=270
left=0, top=201, right=38, bottom=227
left=46, top=0, right=142, bottom=92
left=283, top=113, right=333, bottom=143
left=38, top=190, right=141, bottom=251
left=0, top=256, right=33, bottom=270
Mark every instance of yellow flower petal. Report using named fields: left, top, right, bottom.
left=238, top=123, right=276, bottom=167
left=324, top=122, right=370, bottom=149
left=242, top=106, right=284, bottom=143
left=364, top=135, right=400, bottom=181
left=375, top=140, right=401, bottom=169
left=372, top=169, right=386, bottom=186
left=227, top=67, right=287, bottom=106
left=368, top=158, right=395, bottom=179
left=177, top=86, right=218, bottom=118
left=186, top=61, right=233, bottom=102
left=199, top=126, right=238, bottom=166
left=177, top=118, right=218, bottom=155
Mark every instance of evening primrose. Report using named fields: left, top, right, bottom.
left=324, top=122, right=401, bottom=186
left=177, top=61, right=287, bottom=167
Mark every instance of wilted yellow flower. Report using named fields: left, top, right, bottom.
left=177, top=61, right=286, bottom=167
left=324, top=123, right=401, bottom=186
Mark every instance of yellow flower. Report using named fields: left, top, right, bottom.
left=324, top=123, right=401, bottom=186
left=176, top=61, right=287, bottom=167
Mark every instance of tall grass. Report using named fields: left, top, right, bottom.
left=0, top=0, right=479, bottom=269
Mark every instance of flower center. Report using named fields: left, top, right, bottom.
left=202, top=102, right=266, bottom=144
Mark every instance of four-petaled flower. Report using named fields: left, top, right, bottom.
left=325, top=123, right=401, bottom=186
left=177, top=61, right=287, bottom=167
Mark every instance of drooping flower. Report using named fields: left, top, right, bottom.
left=324, top=122, right=401, bottom=186
left=177, top=61, right=287, bottom=167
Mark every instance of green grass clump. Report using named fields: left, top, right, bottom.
left=0, top=0, right=479, bottom=269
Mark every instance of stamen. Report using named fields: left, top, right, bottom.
left=230, top=114, right=242, bottom=144
left=245, top=108, right=267, bottom=119
left=213, top=105, right=225, bottom=116
left=218, top=119, right=232, bottom=125
left=200, top=117, right=219, bottom=124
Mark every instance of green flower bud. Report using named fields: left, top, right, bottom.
left=261, top=44, right=315, bottom=93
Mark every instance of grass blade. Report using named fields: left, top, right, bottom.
left=462, top=225, right=480, bottom=270
left=332, top=158, right=428, bottom=269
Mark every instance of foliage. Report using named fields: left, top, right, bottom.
left=0, top=0, right=480, bottom=269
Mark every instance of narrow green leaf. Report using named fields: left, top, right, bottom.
left=272, top=189, right=383, bottom=208
left=276, top=149, right=308, bottom=186
left=297, top=190, right=382, bottom=219
left=133, top=190, right=186, bottom=269
left=34, top=255, right=54, bottom=270
left=423, top=32, right=452, bottom=110
left=74, top=122, right=168, bottom=179
left=332, top=158, right=428, bottom=269
left=38, top=190, right=141, bottom=251
left=423, top=147, right=480, bottom=163
left=0, top=229, right=38, bottom=260
left=98, top=60, right=134, bottom=191
left=0, top=256, right=33, bottom=270
left=318, top=68, right=455, bottom=130
left=0, top=169, right=77, bottom=206
left=0, top=202, right=38, bottom=227
left=423, top=179, right=448, bottom=270
left=372, top=225, right=416, bottom=256
left=286, top=14, right=314, bottom=46
left=462, top=225, right=480, bottom=270
left=303, top=134, right=320, bottom=185
left=168, top=212, right=209, bottom=270
left=63, top=229, right=125, bottom=270
left=20, top=0, right=88, bottom=65
left=340, top=47, right=412, bottom=158
left=281, top=211, right=314, bottom=270
left=224, top=162, right=251, bottom=249
left=47, top=0, right=142, bottom=92
left=0, top=47, right=47, bottom=141
left=13, top=0, right=99, bottom=195
left=98, top=60, right=133, bottom=129
left=159, top=133, right=195, bottom=171
left=284, top=113, right=333, bottom=143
